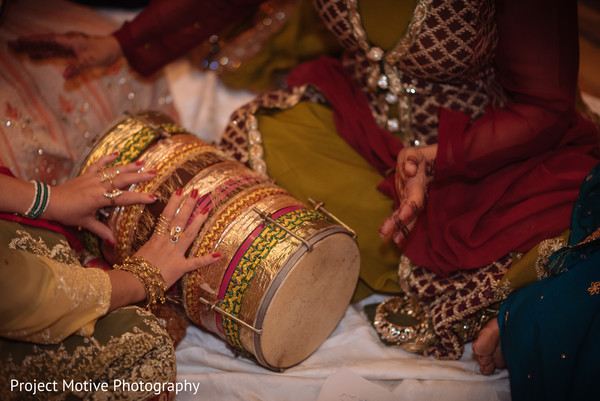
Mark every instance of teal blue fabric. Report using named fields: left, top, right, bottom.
left=499, top=163, right=600, bottom=401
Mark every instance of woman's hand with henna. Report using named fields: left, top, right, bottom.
left=43, top=153, right=158, bottom=244
left=133, top=187, right=221, bottom=288
left=379, top=144, right=437, bottom=246
left=108, top=188, right=221, bottom=310
left=8, top=32, right=123, bottom=79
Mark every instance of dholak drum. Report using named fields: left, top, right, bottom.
left=74, top=111, right=360, bottom=370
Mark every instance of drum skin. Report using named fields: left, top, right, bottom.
left=74, top=111, right=361, bottom=370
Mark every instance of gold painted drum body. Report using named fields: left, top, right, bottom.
left=75, top=111, right=360, bottom=370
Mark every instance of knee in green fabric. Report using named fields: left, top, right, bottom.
left=0, top=306, right=175, bottom=400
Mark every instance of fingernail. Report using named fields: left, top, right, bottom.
left=201, top=206, right=210, bottom=215
left=149, top=194, right=158, bottom=201
left=379, top=218, right=393, bottom=238
left=106, top=239, right=115, bottom=247
left=176, top=188, right=183, bottom=196
left=111, top=152, right=119, bottom=157
left=136, top=160, right=145, bottom=166
left=191, top=189, right=198, bottom=198
left=147, top=169, right=158, bottom=175
left=212, top=252, right=221, bottom=259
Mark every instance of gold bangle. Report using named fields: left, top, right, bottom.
left=114, top=256, right=167, bottom=310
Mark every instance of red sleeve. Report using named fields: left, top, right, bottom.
left=435, top=0, right=598, bottom=180
left=112, top=0, right=265, bottom=76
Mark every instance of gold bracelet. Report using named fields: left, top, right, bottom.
left=114, top=256, right=167, bottom=310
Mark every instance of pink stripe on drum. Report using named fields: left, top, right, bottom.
left=271, top=205, right=303, bottom=219
left=210, top=175, right=258, bottom=206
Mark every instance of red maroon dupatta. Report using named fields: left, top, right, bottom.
left=284, top=0, right=600, bottom=276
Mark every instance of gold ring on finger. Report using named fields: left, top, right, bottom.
left=103, top=188, right=123, bottom=207
left=169, top=226, right=183, bottom=244
left=98, top=166, right=108, bottom=181
left=100, top=168, right=120, bottom=186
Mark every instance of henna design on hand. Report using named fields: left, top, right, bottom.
left=426, top=158, right=436, bottom=177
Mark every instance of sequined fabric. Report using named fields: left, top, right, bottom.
left=315, top=0, right=506, bottom=144
left=1, top=307, right=176, bottom=401
left=220, top=0, right=506, bottom=164
left=399, top=255, right=510, bottom=359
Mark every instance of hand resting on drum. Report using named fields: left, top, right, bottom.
left=108, top=185, right=221, bottom=311
left=0, top=155, right=221, bottom=312
left=0, top=153, right=156, bottom=245
left=46, top=153, right=159, bottom=245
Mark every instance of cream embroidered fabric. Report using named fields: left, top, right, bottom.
left=0, top=222, right=111, bottom=343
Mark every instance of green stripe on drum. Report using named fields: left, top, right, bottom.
left=111, top=123, right=187, bottom=166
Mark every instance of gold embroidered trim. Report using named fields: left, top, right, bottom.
left=535, top=237, right=567, bottom=280
left=9, top=229, right=79, bottom=266
left=345, top=0, right=429, bottom=138
left=0, top=307, right=175, bottom=401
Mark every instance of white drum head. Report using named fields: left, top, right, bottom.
left=254, top=229, right=360, bottom=369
